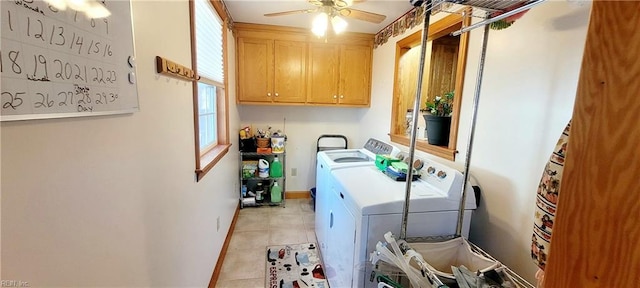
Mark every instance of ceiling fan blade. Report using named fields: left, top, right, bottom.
left=264, top=9, right=316, bottom=17
left=309, top=0, right=365, bottom=8
left=339, top=8, right=386, bottom=24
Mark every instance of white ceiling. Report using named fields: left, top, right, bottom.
left=224, top=0, right=416, bottom=34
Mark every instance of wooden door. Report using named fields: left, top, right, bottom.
left=307, top=43, right=340, bottom=104
left=338, top=45, right=372, bottom=106
left=545, top=1, right=640, bottom=287
left=273, top=41, right=307, bottom=103
left=237, top=38, right=273, bottom=103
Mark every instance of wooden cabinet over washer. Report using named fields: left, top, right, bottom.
left=307, top=43, right=372, bottom=106
left=234, top=23, right=373, bottom=107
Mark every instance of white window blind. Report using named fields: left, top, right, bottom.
left=195, top=0, right=224, bottom=85
left=198, top=82, right=217, bottom=149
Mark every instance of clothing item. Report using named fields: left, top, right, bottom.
left=535, top=268, right=546, bottom=288
left=532, top=121, right=571, bottom=270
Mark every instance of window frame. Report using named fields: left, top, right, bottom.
left=389, top=10, right=470, bottom=161
left=189, top=0, right=231, bottom=181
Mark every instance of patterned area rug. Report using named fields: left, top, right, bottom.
left=266, top=242, right=329, bottom=288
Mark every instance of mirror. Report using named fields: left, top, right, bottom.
left=389, top=10, right=470, bottom=161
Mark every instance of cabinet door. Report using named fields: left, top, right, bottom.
left=307, top=43, right=340, bottom=104
left=273, top=41, right=307, bottom=103
left=339, top=45, right=372, bottom=106
left=237, top=38, right=273, bottom=103
left=315, top=161, right=330, bottom=254
left=325, top=187, right=356, bottom=288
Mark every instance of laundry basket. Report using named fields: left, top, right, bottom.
left=371, top=233, right=511, bottom=288
left=408, top=237, right=500, bottom=282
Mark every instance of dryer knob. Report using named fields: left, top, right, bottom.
left=413, top=159, right=424, bottom=170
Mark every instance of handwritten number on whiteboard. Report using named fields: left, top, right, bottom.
left=74, top=64, right=85, bottom=81
left=54, top=26, right=65, bottom=46
left=35, top=19, right=45, bottom=42
left=106, top=70, right=116, bottom=83
left=103, top=19, right=109, bottom=34
left=9, top=51, right=22, bottom=74
left=75, top=35, right=84, bottom=54
left=54, top=59, right=63, bottom=79
left=32, top=55, right=48, bottom=79
left=2, top=92, right=25, bottom=110
left=58, top=91, right=73, bottom=106
left=48, top=4, right=59, bottom=13
left=95, top=92, right=106, bottom=104
left=104, top=44, right=112, bottom=57
left=7, top=10, right=13, bottom=31
left=35, top=93, right=54, bottom=108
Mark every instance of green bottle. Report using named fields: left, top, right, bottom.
left=269, top=156, right=283, bottom=178
left=270, top=182, right=282, bottom=203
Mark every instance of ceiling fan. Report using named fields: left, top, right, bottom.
left=264, top=0, right=387, bottom=36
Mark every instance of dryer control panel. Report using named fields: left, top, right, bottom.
left=363, top=138, right=400, bottom=156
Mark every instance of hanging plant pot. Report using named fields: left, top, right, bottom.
left=424, top=114, right=452, bottom=146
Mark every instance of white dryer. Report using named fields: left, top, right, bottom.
left=323, top=160, right=477, bottom=288
left=315, top=138, right=399, bottom=270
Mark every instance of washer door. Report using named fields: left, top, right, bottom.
left=325, top=151, right=372, bottom=163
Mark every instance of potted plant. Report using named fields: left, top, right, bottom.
left=423, top=91, right=454, bottom=146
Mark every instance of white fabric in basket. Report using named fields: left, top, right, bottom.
left=409, top=237, right=500, bottom=279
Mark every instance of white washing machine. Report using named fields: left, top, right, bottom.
left=322, top=159, right=477, bottom=288
left=315, top=138, right=400, bottom=270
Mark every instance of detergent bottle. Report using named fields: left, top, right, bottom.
left=270, top=181, right=282, bottom=203
left=258, top=159, right=270, bottom=178
left=270, top=156, right=283, bottom=178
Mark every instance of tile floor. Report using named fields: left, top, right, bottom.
left=215, top=199, right=317, bottom=288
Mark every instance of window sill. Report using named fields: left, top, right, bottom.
left=196, top=143, right=232, bottom=181
left=389, top=134, right=456, bottom=161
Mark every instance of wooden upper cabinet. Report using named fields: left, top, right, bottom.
left=273, top=41, right=307, bottom=103
left=308, top=43, right=372, bottom=106
left=237, top=37, right=273, bottom=103
left=307, top=43, right=340, bottom=104
left=235, top=23, right=373, bottom=107
left=339, top=45, right=372, bottom=106
left=237, top=37, right=307, bottom=104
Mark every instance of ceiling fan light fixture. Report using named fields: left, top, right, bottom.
left=312, top=12, right=329, bottom=37
left=331, top=15, right=348, bottom=34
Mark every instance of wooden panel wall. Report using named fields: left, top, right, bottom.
left=545, top=1, right=640, bottom=287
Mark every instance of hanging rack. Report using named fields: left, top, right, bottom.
left=401, top=0, right=545, bottom=241
left=394, top=0, right=545, bottom=287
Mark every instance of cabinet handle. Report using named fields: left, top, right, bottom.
left=267, top=92, right=271, bottom=97
left=340, top=95, right=344, bottom=99
left=275, top=92, right=279, bottom=97
left=330, top=211, right=333, bottom=228
left=333, top=95, right=337, bottom=99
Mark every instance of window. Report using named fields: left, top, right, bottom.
left=389, top=10, right=470, bottom=161
left=190, top=0, right=230, bottom=181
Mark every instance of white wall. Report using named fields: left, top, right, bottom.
left=0, top=1, right=240, bottom=286
left=362, top=1, right=592, bottom=283
left=238, top=106, right=366, bottom=191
